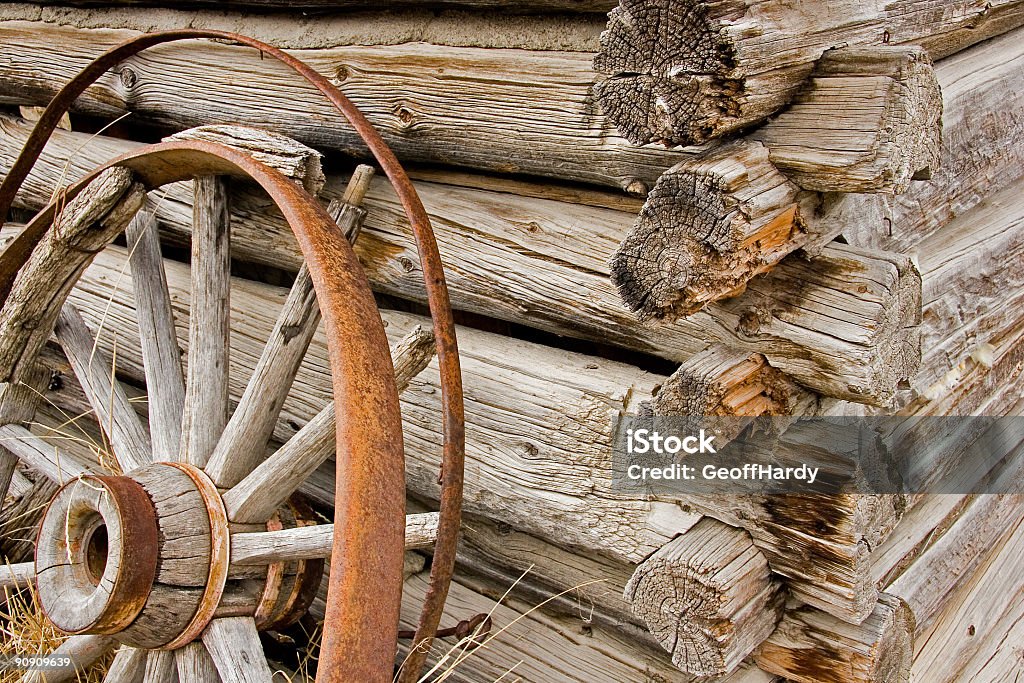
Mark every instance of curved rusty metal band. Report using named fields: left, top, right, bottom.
left=0, top=29, right=464, bottom=681
left=20, top=140, right=408, bottom=681
left=158, top=462, right=231, bottom=651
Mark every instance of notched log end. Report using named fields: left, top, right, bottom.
left=593, top=0, right=745, bottom=145
left=611, top=146, right=802, bottom=322
left=625, top=518, right=784, bottom=677
left=761, top=45, right=943, bottom=194
left=653, top=347, right=811, bottom=419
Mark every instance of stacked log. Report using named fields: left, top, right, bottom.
left=0, top=1, right=1022, bottom=681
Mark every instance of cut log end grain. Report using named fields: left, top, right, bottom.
left=625, top=518, right=785, bottom=677
left=610, top=142, right=803, bottom=321
left=592, top=0, right=747, bottom=146
left=651, top=346, right=814, bottom=419
left=758, top=46, right=943, bottom=194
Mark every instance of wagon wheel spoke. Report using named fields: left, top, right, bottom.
left=204, top=264, right=320, bottom=489
left=0, top=364, right=49, bottom=502
left=144, top=650, right=179, bottom=683
left=0, top=560, right=33, bottom=589
left=205, top=165, right=374, bottom=491
left=0, top=424, right=90, bottom=484
left=54, top=304, right=150, bottom=474
left=126, top=208, right=185, bottom=461
left=176, top=642, right=221, bottom=682
left=202, top=616, right=274, bottom=683
left=104, top=645, right=148, bottom=683
left=20, top=635, right=117, bottom=683
left=181, top=175, right=231, bottom=468
left=231, top=511, right=440, bottom=566
left=223, top=325, right=435, bottom=524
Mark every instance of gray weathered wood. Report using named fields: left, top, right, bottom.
left=0, top=560, right=33, bottom=589
left=230, top=511, right=439, bottom=565
left=205, top=162, right=370, bottom=489
left=611, top=141, right=804, bottom=320
left=754, top=46, right=942, bottom=194
left=13, top=0, right=619, bottom=11
left=176, top=642, right=221, bottom=683
left=0, top=20, right=687, bottom=192
left=0, top=424, right=89, bottom=484
left=144, top=651, right=180, bottom=683
left=167, top=125, right=325, bottom=195
left=910, top=516, right=1024, bottom=682
left=20, top=635, right=116, bottom=683
left=103, top=646, right=148, bottom=683
left=202, top=617, right=274, bottom=683
left=0, top=120, right=921, bottom=404
left=55, top=304, right=151, bottom=473
left=222, top=325, right=434, bottom=523
left=754, top=593, right=913, bottom=683
left=181, top=175, right=230, bottom=467
left=0, top=364, right=50, bottom=502
left=625, top=518, right=785, bottom=677
left=0, top=165, right=144, bottom=384
left=593, top=0, right=1024, bottom=147
left=126, top=208, right=185, bottom=462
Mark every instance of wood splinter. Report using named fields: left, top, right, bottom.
left=625, top=518, right=785, bottom=678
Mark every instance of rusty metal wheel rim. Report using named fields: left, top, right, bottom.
left=0, top=29, right=465, bottom=682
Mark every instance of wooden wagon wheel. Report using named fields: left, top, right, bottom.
left=0, top=138, right=455, bottom=683
left=0, top=29, right=467, bottom=683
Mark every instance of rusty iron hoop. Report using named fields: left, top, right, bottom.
left=158, top=462, right=232, bottom=652
left=0, top=30, right=465, bottom=681
left=12, top=139, right=404, bottom=681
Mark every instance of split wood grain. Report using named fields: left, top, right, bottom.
left=0, top=424, right=89, bottom=484
left=754, top=46, right=942, bottom=194
left=54, top=304, right=151, bottom=473
left=611, top=142, right=804, bottom=320
left=126, top=209, right=185, bottom=462
left=181, top=174, right=230, bottom=467
left=175, top=642, right=221, bottom=683
left=593, top=0, right=1024, bottom=146
left=167, top=125, right=325, bottom=195
left=222, top=325, right=434, bottom=523
left=0, top=364, right=50, bottom=503
left=144, top=650, right=180, bottom=683
left=0, top=20, right=687, bottom=192
left=850, top=26, right=1024, bottom=253
left=104, top=646, right=149, bottom=683
left=205, top=159, right=369, bottom=489
left=910, top=516, right=1024, bottom=682
left=0, top=166, right=145, bottom=384
left=20, top=635, right=116, bottom=683
left=0, top=120, right=922, bottom=404
left=13, top=0, right=620, bottom=11
left=66, top=244, right=689, bottom=563
left=62, top=244, right=906, bottom=616
left=648, top=346, right=816, bottom=421
left=230, top=511, right=439, bottom=564
left=754, top=593, right=913, bottom=683
left=625, top=518, right=784, bottom=677
left=394, top=569, right=777, bottom=683
left=202, top=616, right=274, bottom=683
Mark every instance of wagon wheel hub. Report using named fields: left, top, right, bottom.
left=35, top=463, right=322, bottom=650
